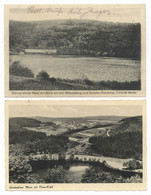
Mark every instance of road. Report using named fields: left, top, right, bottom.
left=107, top=129, right=110, bottom=137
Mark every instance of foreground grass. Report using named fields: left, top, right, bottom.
left=9, top=75, right=141, bottom=90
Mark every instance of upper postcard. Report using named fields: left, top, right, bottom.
left=5, top=4, right=146, bottom=97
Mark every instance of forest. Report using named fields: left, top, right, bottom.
left=89, top=131, right=142, bottom=160
left=81, top=167, right=142, bottom=183
left=9, top=117, right=69, bottom=155
left=110, top=116, right=142, bottom=135
left=9, top=130, right=69, bottom=155
left=9, top=20, right=141, bottom=58
left=89, top=116, right=142, bottom=160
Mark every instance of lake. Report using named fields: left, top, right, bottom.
left=31, top=161, right=90, bottom=183
left=30, top=160, right=139, bottom=183
left=35, top=164, right=89, bottom=183
left=10, top=55, right=140, bottom=82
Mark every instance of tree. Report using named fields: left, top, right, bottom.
left=44, top=166, right=69, bottom=183
left=9, top=61, right=34, bottom=78
left=36, top=71, right=50, bottom=81
left=9, top=155, right=32, bottom=183
left=117, top=175, right=142, bottom=183
left=81, top=167, right=116, bottom=183
left=84, top=79, right=94, bottom=86
left=123, top=159, right=142, bottom=170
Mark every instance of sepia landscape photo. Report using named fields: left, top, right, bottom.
left=6, top=101, right=146, bottom=190
left=5, top=5, right=145, bottom=96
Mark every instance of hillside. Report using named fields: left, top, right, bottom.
left=9, top=117, right=41, bottom=131
left=89, top=116, right=142, bottom=159
left=9, top=19, right=141, bottom=58
left=110, top=116, right=142, bottom=135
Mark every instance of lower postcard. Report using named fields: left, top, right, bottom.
left=5, top=100, right=146, bottom=191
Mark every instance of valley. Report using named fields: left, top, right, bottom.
left=9, top=115, right=143, bottom=183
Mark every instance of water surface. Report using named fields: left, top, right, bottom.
left=10, top=55, right=140, bottom=82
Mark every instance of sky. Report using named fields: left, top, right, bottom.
left=9, top=5, right=143, bottom=23
left=9, top=105, right=142, bottom=118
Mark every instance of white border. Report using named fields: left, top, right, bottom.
left=0, top=0, right=151, bottom=194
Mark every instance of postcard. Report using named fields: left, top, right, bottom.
left=5, top=4, right=146, bottom=97
left=5, top=100, right=146, bottom=190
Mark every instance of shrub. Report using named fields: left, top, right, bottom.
left=9, top=61, right=34, bottom=78
left=36, top=71, right=50, bottom=81
left=117, top=175, right=142, bottom=183
left=44, top=166, right=69, bottom=183
left=123, top=159, right=142, bottom=170
left=84, top=79, right=94, bottom=86
left=81, top=167, right=117, bottom=183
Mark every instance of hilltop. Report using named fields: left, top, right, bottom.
left=9, top=117, right=41, bottom=131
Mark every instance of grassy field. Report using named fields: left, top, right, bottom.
left=9, top=75, right=141, bottom=90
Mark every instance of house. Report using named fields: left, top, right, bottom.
left=65, top=154, right=71, bottom=160
left=24, top=49, right=57, bottom=54
left=51, top=154, right=59, bottom=160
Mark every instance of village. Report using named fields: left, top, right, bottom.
left=25, top=119, right=113, bottom=140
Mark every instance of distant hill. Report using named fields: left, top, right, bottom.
left=33, top=115, right=124, bottom=123
left=10, top=19, right=109, bottom=25
left=9, top=117, right=41, bottom=131
left=9, top=115, right=141, bottom=132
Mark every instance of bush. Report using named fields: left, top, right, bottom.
left=84, top=79, right=94, bottom=86
left=122, top=175, right=142, bottom=183
left=9, top=61, right=34, bottom=78
left=36, top=71, right=50, bottom=81
left=81, top=167, right=117, bottom=183
left=44, top=166, right=69, bottom=183
left=123, top=159, right=142, bottom=170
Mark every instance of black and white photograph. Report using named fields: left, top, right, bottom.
left=5, top=4, right=145, bottom=97
left=5, top=100, right=146, bottom=190
left=1, top=0, right=151, bottom=194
